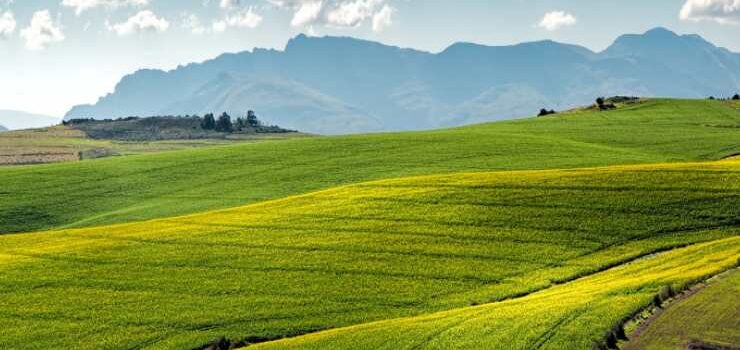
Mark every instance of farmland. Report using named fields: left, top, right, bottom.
left=1, top=99, right=738, bottom=234
left=0, top=158, right=738, bottom=349
left=0, top=98, right=738, bottom=349
left=622, top=269, right=740, bottom=350
left=0, top=125, right=303, bottom=166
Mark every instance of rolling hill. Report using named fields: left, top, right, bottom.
left=1, top=158, right=738, bottom=349
left=64, top=28, right=740, bottom=134
left=2, top=99, right=739, bottom=234
left=0, top=124, right=6, bottom=132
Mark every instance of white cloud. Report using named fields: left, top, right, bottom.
left=109, top=10, right=169, bottom=36
left=680, top=0, right=740, bottom=25
left=270, top=0, right=394, bottom=31
left=182, top=13, right=206, bottom=34
left=372, top=4, right=393, bottom=32
left=290, top=1, right=322, bottom=27
left=220, top=0, right=240, bottom=9
left=61, top=0, right=149, bottom=15
left=326, top=0, right=383, bottom=27
left=212, top=6, right=263, bottom=32
left=21, top=10, right=65, bottom=50
left=0, top=11, right=16, bottom=38
left=537, top=11, right=577, bottom=31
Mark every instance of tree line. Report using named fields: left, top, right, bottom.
left=200, top=110, right=262, bottom=132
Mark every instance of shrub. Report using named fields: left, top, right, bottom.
left=605, top=331, right=618, bottom=349
left=659, top=285, right=676, bottom=300
left=612, top=323, right=627, bottom=340
left=538, top=109, right=556, bottom=117
left=733, top=94, right=739, bottom=100
left=653, top=294, right=662, bottom=308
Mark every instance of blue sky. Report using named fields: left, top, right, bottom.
left=1, top=0, right=739, bottom=116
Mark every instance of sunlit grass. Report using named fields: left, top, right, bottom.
left=0, top=159, right=737, bottom=349
left=1, top=99, right=738, bottom=233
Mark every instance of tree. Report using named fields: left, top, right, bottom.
left=201, top=113, right=216, bottom=130
left=596, top=97, right=616, bottom=111
left=708, top=96, right=715, bottom=100
left=215, top=112, right=233, bottom=132
left=596, top=97, right=605, bottom=107
left=733, top=94, right=739, bottom=100
left=246, top=110, right=260, bottom=127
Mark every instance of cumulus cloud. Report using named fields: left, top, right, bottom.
left=220, top=0, right=240, bottom=9
left=537, top=10, right=577, bottom=31
left=21, top=10, right=65, bottom=50
left=0, top=11, right=16, bottom=38
left=269, top=0, right=395, bottom=31
left=182, top=13, right=206, bottom=35
left=289, top=1, right=322, bottom=27
left=212, top=6, right=263, bottom=32
left=109, top=10, right=169, bottom=36
left=61, top=0, right=149, bottom=15
left=372, top=4, right=393, bottom=32
left=680, top=0, right=740, bottom=25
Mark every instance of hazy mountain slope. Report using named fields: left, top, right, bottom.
left=0, top=110, right=61, bottom=130
left=65, top=28, right=740, bottom=134
left=601, top=27, right=740, bottom=96
left=0, top=125, right=7, bottom=132
left=164, top=74, right=382, bottom=134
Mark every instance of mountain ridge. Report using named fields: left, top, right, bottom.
left=65, top=27, right=740, bottom=134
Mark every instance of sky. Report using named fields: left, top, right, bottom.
left=0, top=0, right=738, bottom=117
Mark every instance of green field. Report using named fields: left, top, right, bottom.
left=253, top=238, right=739, bottom=350
left=1, top=99, right=738, bottom=234
left=0, top=158, right=738, bottom=349
left=622, top=269, right=740, bottom=350
left=1, top=99, right=738, bottom=349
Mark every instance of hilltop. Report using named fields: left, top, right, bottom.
left=64, top=113, right=295, bottom=141
left=2, top=99, right=738, bottom=234
left=65, top=28, right=740, bottom=134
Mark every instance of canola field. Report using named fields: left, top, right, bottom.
left=0, top=158, right=737, bottom=349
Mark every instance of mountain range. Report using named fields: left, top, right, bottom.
left=0, top=110, right=61, bottom=131
left=65, top=27, right=740, bottom=134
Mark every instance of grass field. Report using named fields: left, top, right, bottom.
left=0, top=125, right=304, bottom=166
left=0, top=158, right=737, bottom=349
left=1, top=99, right=738, bottom=234
left=253, top=238, right=739, bottom=350
left=622, top=269, right=740, bottom=350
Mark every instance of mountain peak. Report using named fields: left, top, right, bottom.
left=644, top=27, right=678, bottom=37
left=603, top=26, right=703, bottom=56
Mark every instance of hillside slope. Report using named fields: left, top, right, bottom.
left=0, top=159, right=737, bottom=349
left=253, top=238, right=739, bottom=350
left=65, top=28, right=740, bottom=134
left=1, top=99, right=738, bottom=234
